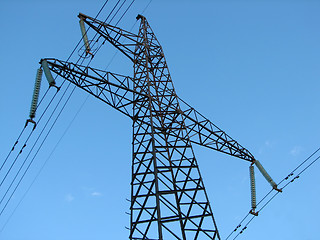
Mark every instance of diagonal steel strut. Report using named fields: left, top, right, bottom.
left=43, top=58, right=255, bottom=163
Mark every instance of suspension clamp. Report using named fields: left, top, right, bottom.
left=25, top=119, right=37, bottom=130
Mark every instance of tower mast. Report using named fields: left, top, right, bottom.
left=38, top=13, right=276, bottom=239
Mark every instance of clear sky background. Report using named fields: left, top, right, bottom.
left=0, top=0, right=319, bottom=240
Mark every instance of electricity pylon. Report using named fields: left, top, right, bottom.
left=40, top=13, right=257, bottom=240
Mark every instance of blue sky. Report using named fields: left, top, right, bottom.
left=0, top=0, right=320, bottom=239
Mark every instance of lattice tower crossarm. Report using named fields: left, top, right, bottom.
left=40, top=13, right=260, bottom=240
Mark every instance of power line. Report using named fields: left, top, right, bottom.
left=141, top=0, right=153, bottom=15
left=0, top=126, right=26, bottom=173
left=0, top=0, right=113, bottom=183
left=0, top=87, right=52, bottom=173
left=0, top=87, right=62, bottom=186
left=0, top=82, right=73, bottom=208
left=0, top=0, right=116, bottom=203
left=225, top=148, right=320, bottom=240
left=0, top=94, right=90, bottom=233
left=115, top=0, right=135, bottom=26
left=10, top=2, right=153, bottom=219
left=0, top=85, right=77, bottom=217
left=0, top=0, right=140, bottom=228
left=103, top=0, right=153, bottom=71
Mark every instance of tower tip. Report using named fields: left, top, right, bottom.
left=136, top=14, right=146, bottom=20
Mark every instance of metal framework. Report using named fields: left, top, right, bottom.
left=41, top=13, right=256, bottom=240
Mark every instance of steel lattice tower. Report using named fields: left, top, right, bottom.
left=41, top=13, right=257, bottom=240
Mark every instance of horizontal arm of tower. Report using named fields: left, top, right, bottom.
left=177, top=97, right=255, bottom=162
left=79, top=13, right=140, bottom=62
left=41, top=58, right=147, bottom=118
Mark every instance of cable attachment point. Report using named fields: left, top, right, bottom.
left=49, top=83, right=61, bottom=92
left=273, top=185, right=283, bottom=192
left=249, top=209, right=259, bottom=216
left=25, top=119, right=37, bottom=131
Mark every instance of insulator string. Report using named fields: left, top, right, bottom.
left=225, top=148, right=320, bottom=240
left=0, top=0, right=139, bottom=226
left=0, top=0, right=112, bottom=177
left=0, top=0, right=117, bottom=202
